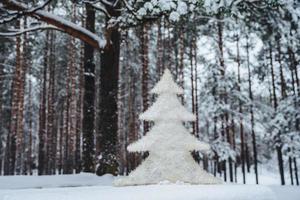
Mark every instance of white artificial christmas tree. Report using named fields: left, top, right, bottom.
left=114, top=69, right=222, bottom=186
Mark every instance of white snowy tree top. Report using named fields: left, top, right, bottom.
left=150, top=69, right=184, bottom=94
left=140, top=94, right=195, bottom=121
left=141, top=69, right=194, bottom=121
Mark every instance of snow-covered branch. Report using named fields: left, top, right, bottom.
left=1, top=0, right=106, bottom=49
left=0, top=25, right=61, bottom=37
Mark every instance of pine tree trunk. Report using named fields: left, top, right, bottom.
left=38, top=30, right=49, bottom=175
left=58, top=110, right=64, bottom=174
left=141, top=23, right=150, bottom=135
left=190, top=44, right=195, bottom=136
left=193, top=37, right=199, bottom=137
left=277, top=38, right=292, bottom=185
left=15, top=18, right=27, bottom=175
left=75, top=38, right=85, bottom=174
left=156, top=20, right=163, bottom=77
left=63, top=72, right=70, bottom=174
left=96, top=2, right=121, bottom=175
left=236, top=34, right=246, bottom=184
left=288, top=47, right=300, bottom=186
left=46, top=30, right=56, bottom=175
left=293, top=158, right=299, bottom=185
left=82, top=4, right=96, bottom=173
left=9, top=19, right=23, bottom=175
left=269, top=43, right=285, bottom=185
left=246, top=37, right=258, bottom=184
left=68, top=5, right=78, bottom=174
left=22, top=18, right=32, bottom=175
left=27, top=63, right=33, bottom=175
left=231, top=116, right=237, bottom=182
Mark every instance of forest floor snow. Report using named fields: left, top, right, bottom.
left=0, top=173, right=299, bottom=200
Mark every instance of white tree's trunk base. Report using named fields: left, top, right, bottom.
left=114, top=152, right=222, bottom=186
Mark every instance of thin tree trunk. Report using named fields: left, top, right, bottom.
left=236, top=33, right=246, bottom=184
left=246, top=36, right=258, bottom=184
left=75, top=36, right=85, bottom=174
left=288, top=47, right=300, bottom=186
left=293, top=158, right=299, bottom=185
left=190, top=43, right=195, bottom=136
left=193, top=37, right=199, bottom=137
left=38, top=30, right=49, bottom=176
left=141, top=23, right=150, bottom=135
left=269, top=43, right=285, bottom=185
left=156, top=20, right=163, bottom=77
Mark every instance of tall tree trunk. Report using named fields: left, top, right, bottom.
left=9, top=19, right=23, bottom=175
left=277, top=38, right=292, bottom=185
left=236, top=33, right=246, bottom=184
left=269, top=43, right=285, bottom=185
left=68, top=5, right=78, bottom=174
left=190, top=43, right=195, bottom=136
left=217, top=18, right=231, bottom=182
left=246, top=36, right=258, bottom=184
left=16, top=18, right=27, bottom=175
left=288, top=47, right=300, bottom=186
left=141, top=23, right=149, bottom=135
left=75, top=37, right=85, bottom=174
left=38, top=30, right=49, bottom=175
left=46, top=30, right=56, bottom=175
left=27, top=62, right=33, bottom=175
left=82, top=4, right=96, bottom=173
left=96, top=2, right=120, bottom=175
left=193, top=37, right=199, bottom=137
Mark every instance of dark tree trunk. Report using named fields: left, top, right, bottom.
left=38, top=30, right=49, bottom=175
left=141, top=23, right=150, bottom=135
left=156, top=20, right=163, bottom=77
left=46, top=30, right=56, bottom=175
left=82, top=4, right=96, bottom=173
left=293, top=158, right=299, bottom=185
left=269, top=43, right=285, bottom=185
left=75, top=39, right=84, bottom=174
left=96, top=3, right=120, bottom=176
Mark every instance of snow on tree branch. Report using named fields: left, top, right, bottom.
left=1, top=0, right=106, bottom=49
left=0, top=25, right=61, bottom=37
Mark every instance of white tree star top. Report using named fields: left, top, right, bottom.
left=140, top=69, right=195, bottom=122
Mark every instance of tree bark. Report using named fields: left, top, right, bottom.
left=82, top=4, right=96, bottom=173
left=141, top=23, right=150, bottom=135
left=96, top=2, right=121, bottom=176
left=38, top=30, right=49, bottom=175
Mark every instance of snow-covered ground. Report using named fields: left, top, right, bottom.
left=0, top=173, right=299, bottom=200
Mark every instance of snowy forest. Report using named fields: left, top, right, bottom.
left=0, top=0, right=300, bottom=193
